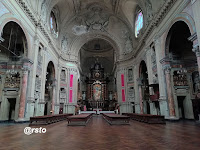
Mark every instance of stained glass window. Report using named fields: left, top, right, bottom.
left=50, top=11, right=58, bottom=34
left=135, top=11, right=143, bottom=38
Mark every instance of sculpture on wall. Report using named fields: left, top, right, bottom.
left=41, top=0, right=47, bottom=24
left=61, top=36, right=68, bottom=53
left=85, top=7, right=109, bottom=31
left=128, top=68, right=133, bottom=81
left=145, top=0, right=153, bottom=23
left=193, top=71, right=200, bottom=93
left=173, top=71, right=188, bottom=86
left=60, top=70, right=66, bottom=81
left=82, top=91, right=86, bottom=100
left=125, top=38, right=133, bottom=54
left=34, top=76, right=41, bottom=99
left=122, top=30, right=133, bottom=54
left=73, top=5, right=110, bottom=35
left=60, top=88, right=66, bottom=103
left=4, top=72, right=20, bottom=88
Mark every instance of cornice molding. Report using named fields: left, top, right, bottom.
left=15, top=0, right=59, bottom=58
left=15, top=0, right=178, bottom=65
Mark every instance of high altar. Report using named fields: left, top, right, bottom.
left=85, top=61, right=110, bottom=110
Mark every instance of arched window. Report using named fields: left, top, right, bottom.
left=50, top=11, right=58, bottom=35
left=135, top=10, right=143, bottom=38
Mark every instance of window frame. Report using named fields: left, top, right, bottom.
left=135, top=10, right=144, bottom=38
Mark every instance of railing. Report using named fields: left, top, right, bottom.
left=88, top=101, right=105, bottom=108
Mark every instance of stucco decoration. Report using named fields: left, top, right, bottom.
left=72, top=25, right=87, bottom=35
left=41, top=0, right=47, bottom=24
left=145, top=0, right=153, bottom=23
left=61, top=36, right=69, bottom=54
left=122, top=30, right=133, bottom=54
left=34, top=76, right=41, bottom=99
left=72, top=5, right=110, bottom=35
left=0, top=2, right=9, bottom=17
left=4, top=72, right=20, bottom=88
left=85, top=6, right=110, bottom=31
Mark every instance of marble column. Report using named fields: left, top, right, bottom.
left=154, top=37, right=167, bottom=100
left=163, top=65, right=176, bottom=117
left=137, top=78, right=143, bottom=114
left=18, top=69, right=29, bottom=119
left=28, top=37, right=40, bottom=100
left=25, top=36, right=40, bottom=118
left=191, top=0, right=200, bottom=48
left=192, top=46, right=200, bottom=76
left=51, top=79, right=57, bottom=115
left=145, top=47, right=153, bottom=84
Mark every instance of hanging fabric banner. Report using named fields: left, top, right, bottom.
left=121, top=74, right=126, bottom=102
left=69, top=74, right=73, bottom=103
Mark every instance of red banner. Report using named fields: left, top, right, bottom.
left=121, top=74, right=126, bottom=102
left=70, top=74, right=73, bottom=87
left=121, top=74, right=124, bottom=87
left=69, top=90, right=73, bottom=103
left=69, top=74, right=73, bottom=103
left=122, top=89, right=126, bottom=102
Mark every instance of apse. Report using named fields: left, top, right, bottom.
left=80, top=38, right=114, bottom=76
left=78, top=38, right=116, bottom=111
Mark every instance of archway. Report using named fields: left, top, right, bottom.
left=44, top=61, right=55, bottom=115
left=165, top=21, right=195, bottom=119
left=0, top=21, right=27, bottom=60
left=0, top=21, right=28, bottom=121
left=139, top=60, right=150, bottom=114
left=78, top=38, right=116, bottom=111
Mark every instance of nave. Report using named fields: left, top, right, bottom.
left=0, top=116, right=200, bottom=150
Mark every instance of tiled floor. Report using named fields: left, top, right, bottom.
left=0, top=115, right=200, bottom=150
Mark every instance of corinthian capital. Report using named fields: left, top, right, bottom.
left=153, top=36, right=161, bottom=45
left=192, top=45, right=200, bottom=57
left=137, top=78, right=143, bottom=86
left=163, top=65, right=171, bottom=74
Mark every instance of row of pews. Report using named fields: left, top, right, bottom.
left=122, top=113, right=165, bottom=124
left=67, top=113, right=94, bottom=126
left=29, top=112, right=165, bottom=126
left=29, top=114, right=73, bottom=126
left=102, top=113, right=130, bottom=125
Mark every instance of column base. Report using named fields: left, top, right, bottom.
left=15, top=118, right=29, bottom=123
left=165, top=116, right=179, bottom=121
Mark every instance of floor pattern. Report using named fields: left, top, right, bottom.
left=0, top=115, right=200, bottom=150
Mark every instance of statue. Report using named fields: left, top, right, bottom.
left=61, top=36, right=68, bottom=53
left=41, top=0, right=47, bottom=23
left=82, top=91, right=86, bottom=100
left=125, top=38, right=133, bottom=54
left=193, top=72, right=200, bottom=93
left=128, top=69, right=133, bottom=81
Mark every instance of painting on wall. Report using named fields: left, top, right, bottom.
left=128, top=68, right=133, bottom=81
left=93, top=81, right=102, bottom=101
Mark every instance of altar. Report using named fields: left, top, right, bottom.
left=85, top=61, right=111, bottom=110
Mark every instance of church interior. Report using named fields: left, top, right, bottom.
left=0, top=0, right=200, bottom=149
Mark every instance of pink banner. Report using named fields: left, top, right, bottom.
left=69, top=74, right=73, bottom=103
left=70, top=74, right=73, bottom=87
left=69, top=90, right=73, bottom=103
left=122, top=89, right=126, bottom=102
left=121, top=74, right=124, bottom=87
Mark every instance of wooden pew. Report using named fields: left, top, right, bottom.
left=102, top=113, right=130, bottom=125
left=67, top=113, right=93, bottom=126
left=29, top=114, right=73, bottom=126
left=122, top=113, right=165, bottom=124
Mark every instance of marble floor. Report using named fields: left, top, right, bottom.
left=0, top=115, right=200, bottom=150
